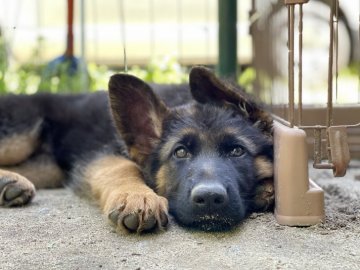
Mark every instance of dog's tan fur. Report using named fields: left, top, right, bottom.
left=0, top=121, right=41, bottom=166
left=254, top=156, right=273, bottom=179
left=83, top=155, right=168, bottom=232
left=155, top=165, right=170, bottom=196
left=0, top=154, right=64, bottom=189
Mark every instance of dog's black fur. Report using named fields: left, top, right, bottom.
left=0, top=67, right=274, bottom=232
left=151, top=103, right=272, bottom=230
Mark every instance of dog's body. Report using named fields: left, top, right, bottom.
left=0, top=67, right=274, bottom=232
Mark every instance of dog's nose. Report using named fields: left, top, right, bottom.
left=190, top=183, right=228, bottom=210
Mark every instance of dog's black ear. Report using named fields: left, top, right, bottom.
left=108, top=74, right=169, bottom=165
left=189, top=66, right=273, bottom=136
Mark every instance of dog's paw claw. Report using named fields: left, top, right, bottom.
left=106, top=192, right=168, bottom=233
left=108, top=209, right=121, bottom=224
left=159, top=211, right=169, bottom=227
left=142, top=215, right=157, bottom=231
left=121, top=213, right=156, bottom=231
left=123, top=214, right=140, bottom=231
left=0, top=173, right=35, bottom=207
left=4, top=185, right=24, bottom=201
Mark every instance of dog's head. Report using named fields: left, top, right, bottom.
left=108, top=66, right=273, bottom=231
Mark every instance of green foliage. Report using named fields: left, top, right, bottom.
left=338, top=62, right=360, bottom=77
left=38, top=58, right=89, bottom=93
left=0, top=36, right=8, bottom=94
left=87, top=63, right=114, bottom=90
left=0, top=33, right=187, bottom=94
left=238, top=67, right=256, bottom=91
left=0, top=51, right=188, bottom=94
left=128, top=56, right=188, bottom=84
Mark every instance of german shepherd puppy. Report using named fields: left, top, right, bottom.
left=0, top=67, right=274, bottom=232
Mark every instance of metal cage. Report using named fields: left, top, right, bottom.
left=251, top=0, right=360, bottom=225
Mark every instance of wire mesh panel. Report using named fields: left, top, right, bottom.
left=251, top=0, right=360, bottom=175
left=250, top=0, right=359, bottom=225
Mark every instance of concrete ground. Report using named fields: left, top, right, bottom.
left=1, top=162, right=360, bottom=270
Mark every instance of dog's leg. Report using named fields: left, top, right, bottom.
left=0, top=153, right=64, bottom=189
left=0, top=120, right=42, bottom=166
left=0, top=93, right=45, bottom=166
left=0, top=93, right=61, bottom=207
left=0, top=169, right=35, bottom=207
left=82, top=155, right=168, bottom=233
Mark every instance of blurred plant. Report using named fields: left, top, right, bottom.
left=87, top=63, right=114, bottom=90
left=38, top=58, right=89, bottom=93
left=0, top=34, right=8, bottom=93
left=238, top=67, right=256, bottom=91
left=339, top=62, right=360, bottom=77
left=0, top=49, right=189, bottom=94
left=129, top=56, right=188, bottom=84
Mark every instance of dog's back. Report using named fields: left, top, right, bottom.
left=0, top=85, right=190, bottom=172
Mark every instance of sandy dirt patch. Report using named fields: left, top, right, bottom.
left=1, top=162, right=359, bottom=270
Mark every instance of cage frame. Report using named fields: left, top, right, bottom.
left=264, top=0, right=360, bottom=226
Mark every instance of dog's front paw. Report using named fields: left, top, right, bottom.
left=252, top=179, right=274, bottom=211
left=105, top=191, right=169, bottom=233
left=0, top=171, right=35, bottom=207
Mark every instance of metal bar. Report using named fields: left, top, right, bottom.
left=65, top=0, right=74, bottom=57
left=149, top=0, right=155, bottom=58
left=92, top=0, right=99, bottom=62
left=313, top=163, right=335, bottom=169
left=288, top=4, right=295, bottom=127
left=313, top=128, right=322, bottom=165
left=205, top=0, right=210, bottom=63
left=298, top=4, right=303, bottom=125
left=119, top=0, right=127, bottom=72
left=334, top=1, right=339, bottom=100
left=218, top=0, right=237, bottom=80
left=80, top=0, right=86, bottom=62
left=300, top=125, right=327, bottom=129
left=249, top=0, right=261, bottom=98
left=300, top=123, right=360, bottom=129
left=326, top=0, right=338, bottom=163
left=334, top=0, right=339, bottom=101
left=177, top=0, right=183, bottom=62
left=284, top=0, right=309, bottom=4
left=80, top=0, right=88, bottom=92
left=273, top=113, right=360, bottom=130
left=327, top=0, right=334, bottom=128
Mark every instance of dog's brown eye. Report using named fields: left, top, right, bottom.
left=229, top=146, right=244, bottom=157
left=174, top=147, right=190, bottom=159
